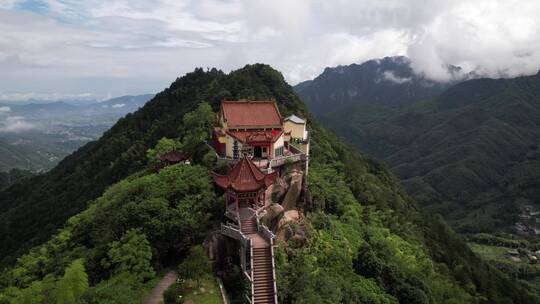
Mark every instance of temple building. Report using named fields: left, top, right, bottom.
left=213, top=100, right=309, bottom=172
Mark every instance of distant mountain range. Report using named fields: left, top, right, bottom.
left=0, top=94, right=154, bottom=172
left=296, top=57, right=540, bottom=235
left=295, top=56, right=458, bottom=112
left=1, top=94, right=153, bottom=116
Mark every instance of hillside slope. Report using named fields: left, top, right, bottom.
left=311, top=71, right=540, bottom=234
left=0, top=65, right=537, bottom=303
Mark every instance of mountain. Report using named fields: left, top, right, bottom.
left=0, top=65, right=537, bottom=303
left=295, top=56, right=454, bottom=113
left=299, top=65, right=540, bottom=235
left=0, top=168, right=34, bottom=190
left=0, top=94, right=154, bottom=172
left=5, top=101, right=78, bottom=115
left=83, top=94, right=154, bottom=114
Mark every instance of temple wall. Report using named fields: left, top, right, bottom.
left=284, top=121, right=306, bottom=139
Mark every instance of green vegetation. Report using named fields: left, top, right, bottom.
left=299, top=66, right=540, bottom=235
left=163, top=246, right=222, bottom=304
left=276, top=125, right=539, bottom=303
left=178, top=246, right=212, bottom=288
left=0, top=168, right=34, bottom=190
left=467, top=233, right=540, bottom=294
left=0, top=64, right=538, bottom=303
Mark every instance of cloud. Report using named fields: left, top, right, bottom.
left=111, top=103, right=125, bottom=108
left=383, top=71, right=412, bottom=84
left=0, top=92, right=96, bottom=102
left=0, top=0, right=539, bottom=97
left=0, top=116, right=38, bottom=132
left=0, top=106, right=11, bottom=113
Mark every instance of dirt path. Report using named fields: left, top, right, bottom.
left=143, top=270, right=178, bottom=304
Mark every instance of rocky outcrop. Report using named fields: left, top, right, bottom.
left=271, top=176, right=289, bottom=204
left=275, top=210, right=307, bottom=245
left=263, top=203, right=284, bottom=224
left=281, top=170, right=303, bottom=211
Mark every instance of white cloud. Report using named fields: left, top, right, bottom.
left=0, top=106, right=11, bottom=113
left=0, top=0, right=24, bottom=9
left=0, top=92, right=96, bottom=102
left=111, top=103, right=125, bottom=108
left=0, top=0, right=539, bottom=96
left=0, top=116, right=38, bottom=132
left=383, top=71, right=412, bottom=84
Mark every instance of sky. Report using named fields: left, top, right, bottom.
left=1, top=0, right=540, bottom=101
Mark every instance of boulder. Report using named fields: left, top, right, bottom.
left=274, top=210, right=310, bottom=245
left=263, top=203, right=284, bottom=223
left=271, top=176, right=289, bottom=204
left=281, top=172, right=303, bottom=211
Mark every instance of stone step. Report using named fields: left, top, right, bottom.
left=255, top=293, right=274, bottom=304
left=253, top=297, right=274, bottom=304
left=254, top=284, right=274, bottom=289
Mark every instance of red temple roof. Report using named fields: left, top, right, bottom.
left=212, top=156, right=277, bottom=192
left=227, top=129, right=283, bottom=143
left=158, top=150, right=187, bottom=163
left=221, top=100, right=282, bottom=127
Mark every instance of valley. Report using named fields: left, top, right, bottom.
left=0, top=94, right=153, bottom=172
left=296, top=57, right=540, bottom=294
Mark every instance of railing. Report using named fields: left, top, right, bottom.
left=268, top=153, right=303, bottom=168
left=256, top=217, right=278, bottom=304
left=250, top=239, right=255, bottom=304
left=221, top=223, right=250, bottom=248
left=225, top=208, right=238, bottom=222
left=259, top=225, right=275, bottom=242
left=217, top=156, right=239, bottom=165
left=217, top=149, right=307, bottom=170
left=270, top=237, right=278, bottom=304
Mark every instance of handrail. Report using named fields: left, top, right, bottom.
left=259, top=224, right=275, bottom=242
left=250, top=239, right=254, bottom=304
left=270, top=238, right=278, bottom=304
left=225, top=208, right=238, bottom=222
left=221, top=224, right=249, bottom=248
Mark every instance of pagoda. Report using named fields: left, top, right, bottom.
left=213, top=155, right=277, bottom=212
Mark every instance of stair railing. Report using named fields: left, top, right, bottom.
left=270, top=237, right=278, bottom=304
left=250, top=238, right=254, bottom=304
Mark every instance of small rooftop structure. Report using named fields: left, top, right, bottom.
left=158, top=150, right=188, bottom=163
left=284, top=114, right=305, bottom=124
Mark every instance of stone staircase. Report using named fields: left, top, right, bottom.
left=241, top=216, right=258, bottom=235
left=252, top=247, right=275, bottom=303
left=238, top=210, right=277, bottom=304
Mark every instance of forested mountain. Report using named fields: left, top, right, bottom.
left=295, top=56, right=454, bottom=113
left=302, top=71, right=540, bottom=235
left=0, top=65, right=537, bottom=303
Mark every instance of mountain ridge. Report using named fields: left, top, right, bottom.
left=298, top=61, right=540, bottom=235
left=0, top=64, right=537, bottom=303
left=296, top=56, right=455, bottom=113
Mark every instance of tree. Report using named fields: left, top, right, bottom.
left=106, top=229, right=155, bottom=281
left=55, top=259, right=89, bottom=304
left=181, top=102, right=215, bottom=157
left=178, top=246, right=211, bottom=287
